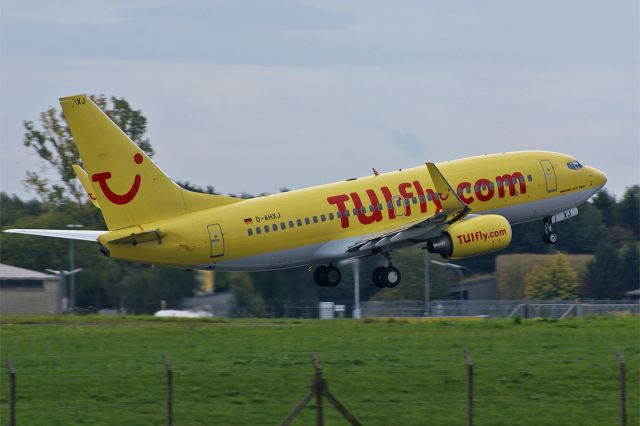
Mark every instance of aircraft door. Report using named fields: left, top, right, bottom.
left=540, top=160, right=557, bottom=193
left=207, top=224, right=224, bottom=258
left=393, top=195, right=405, bottom=217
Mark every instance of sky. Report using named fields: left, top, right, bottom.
left=1, top=0, right=638, bottom=200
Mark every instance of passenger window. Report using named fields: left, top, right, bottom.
left=512, top=177, right=518, bottom=185
left=256, top=227, right=261, bottom=235
left=427, top=193, right=432, bottom=201
left=345, top=210, right=350, bottom=217
left=321, top=214, right=326, bottom=222
left=489, top=182, right=494, bottom=190
left=419, top=195, right=425, bottom=203
left=329, top=213, right=334, bottom=220
left=369, top=205, right=375, bottom=212
left=272, top=224, right=278, bottom=231
left=396, top=198, right=402, bottom=207
left=297, top=219, right=302, bottom=226
left=280, top=222, right=286, bottom=230
left=519, top=176, right=525, bottom=183
left=305, top=218, right=310, bottom=225
left=387, top=201, right=393, bottom=209
left=378, top=203, right=384, bottom=211
left=361, top=207, right=366, bottom=214
left=264, top=225, right=270, bottom=233
left=313, top=216, right=318, bottom=223
left=404, top=198, right=409, bottom=206
left=412, top=197, right=417, bottom=204
left=247, top=229, right=253, bottom=236
left=352, top=208, right=358, bottom=215
left=337, top=211, right=342, bottom=219
left=527, top=175, right=532, bottom=182
left=289, top=220, right=294, bottom=228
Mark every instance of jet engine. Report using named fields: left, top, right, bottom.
left=427, top=214, right=512, bottom=259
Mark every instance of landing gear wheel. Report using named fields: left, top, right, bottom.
left=313, top=266, right=327, bottom=287
left=381, top=266, right=401, bottom=288
left=543, top=218, right=558, bottom=245
left=313, top=265, right=341, bottom=287
left=373, top=266, right=402, bottom=288
left=372, top=267, right=386, bottom=288
left=324, top=265, right=341, bottom=287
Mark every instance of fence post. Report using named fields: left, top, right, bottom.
left=615, top=349, right=626, bottom=426
left=464, top=347, right=473, bottom=426
left=312, top=353, right=324, bottom=426
left=163, top=353, right=173, bottom=426
left=5, top=357, right=16, bottom=426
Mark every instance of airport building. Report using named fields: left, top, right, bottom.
left=0, top=263, right=61, bottom=314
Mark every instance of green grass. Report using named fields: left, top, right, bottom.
left=0, top=315, right=638, bottom=425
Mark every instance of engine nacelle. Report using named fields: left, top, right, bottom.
left=427, top=214, right=512, bottom=259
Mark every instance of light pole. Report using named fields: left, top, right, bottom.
left=423, top=248, right=430, bottom=316
left=66, top=224, right=84, bottom=309
left=45, top=268, right=83, bottom=313
left=430, top=260, right=473, bottom=301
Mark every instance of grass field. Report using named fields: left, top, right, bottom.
left=0, top=315, right=638, bottom=426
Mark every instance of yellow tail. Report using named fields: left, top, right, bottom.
left=60, top=94, right=241, bottom=230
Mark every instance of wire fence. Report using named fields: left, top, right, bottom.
left=1, top=347, right=636, bottom=425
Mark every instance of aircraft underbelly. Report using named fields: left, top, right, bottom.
left=485, top=187, right=596, bottom=224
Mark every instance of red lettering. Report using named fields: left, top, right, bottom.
left=412, top=180, right=428, bottom=213
left=380, top=186, right=396, bottom=220
left=496, top=172, right=526, bottom=198
left=398, top=182, right=414, bottom=216
left=457, top=182, right=474, bottom=204
left=350, top=190, right=383, bottom=225
left=475, top=178, right=494, bottom=202
left=327, top=194, right=350, bottom=228
left=425, top=189, right=443, bottom=213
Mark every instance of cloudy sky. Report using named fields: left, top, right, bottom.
left=1, top=0, right=638, bottom=200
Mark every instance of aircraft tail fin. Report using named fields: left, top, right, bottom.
left=60, top=94, right=241, bottom=230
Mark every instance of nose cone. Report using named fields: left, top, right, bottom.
left=589, top=167, right=607, bottom=189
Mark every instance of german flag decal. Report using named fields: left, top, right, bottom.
left=244, top=218, right=253, bottom=225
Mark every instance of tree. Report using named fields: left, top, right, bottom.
left=617, top=185, right=639, bottom=239
left=591, top=189, right=617, bottom=227
left=22, top=95, right=153, bottom=206
left=524, top=254, right=579, bottom=300
left=617, top=242, right=639, bottom=294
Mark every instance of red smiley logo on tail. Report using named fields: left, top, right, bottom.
left=91, top=153, right=143, bottom=205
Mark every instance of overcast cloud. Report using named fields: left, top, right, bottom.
left=1, top=0, right=638, bottom=199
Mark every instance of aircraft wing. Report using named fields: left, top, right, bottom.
left=3, top=229, right=107, bottom=241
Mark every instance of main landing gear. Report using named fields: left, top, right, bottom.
left=313, top=264, right=341, bottom=287
left=372, top=253, right=401, bottom=288
left=543, top=217, right=558, bottom=245
left=372, top=265, right=401, bottom=288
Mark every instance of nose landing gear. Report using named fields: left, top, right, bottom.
left=313, top=264, right=341, bottom=287
left=543, top=217, right=558, bottom=244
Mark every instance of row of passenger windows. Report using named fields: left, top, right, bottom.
left=248, top=213, right=334, bottom=236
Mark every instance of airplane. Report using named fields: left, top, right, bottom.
left=5, top=94, right=607, bottom=288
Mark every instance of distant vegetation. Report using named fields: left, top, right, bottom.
left=0, top=96, right=637, bottom=313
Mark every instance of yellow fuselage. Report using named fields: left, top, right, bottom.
left=100, top=151, right=605, bottom=270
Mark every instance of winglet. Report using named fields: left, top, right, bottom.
left=72, top=164, right=100, bottom=208
left=426, top=162, right=467, bottom=211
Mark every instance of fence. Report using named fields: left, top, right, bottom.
left=183, top=299, right=639, bottom=319
left=2, top=348, right=631, bottom=426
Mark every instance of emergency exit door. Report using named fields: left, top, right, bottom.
left=540, top=160, right=557, bottom=192
left=207, top=224, right=224, bottom=258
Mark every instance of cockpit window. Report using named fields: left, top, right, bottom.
left=566, top=161, right=583, bottom=170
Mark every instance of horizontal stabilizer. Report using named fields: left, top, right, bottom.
left=4, top=229, right=106, bottom=241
